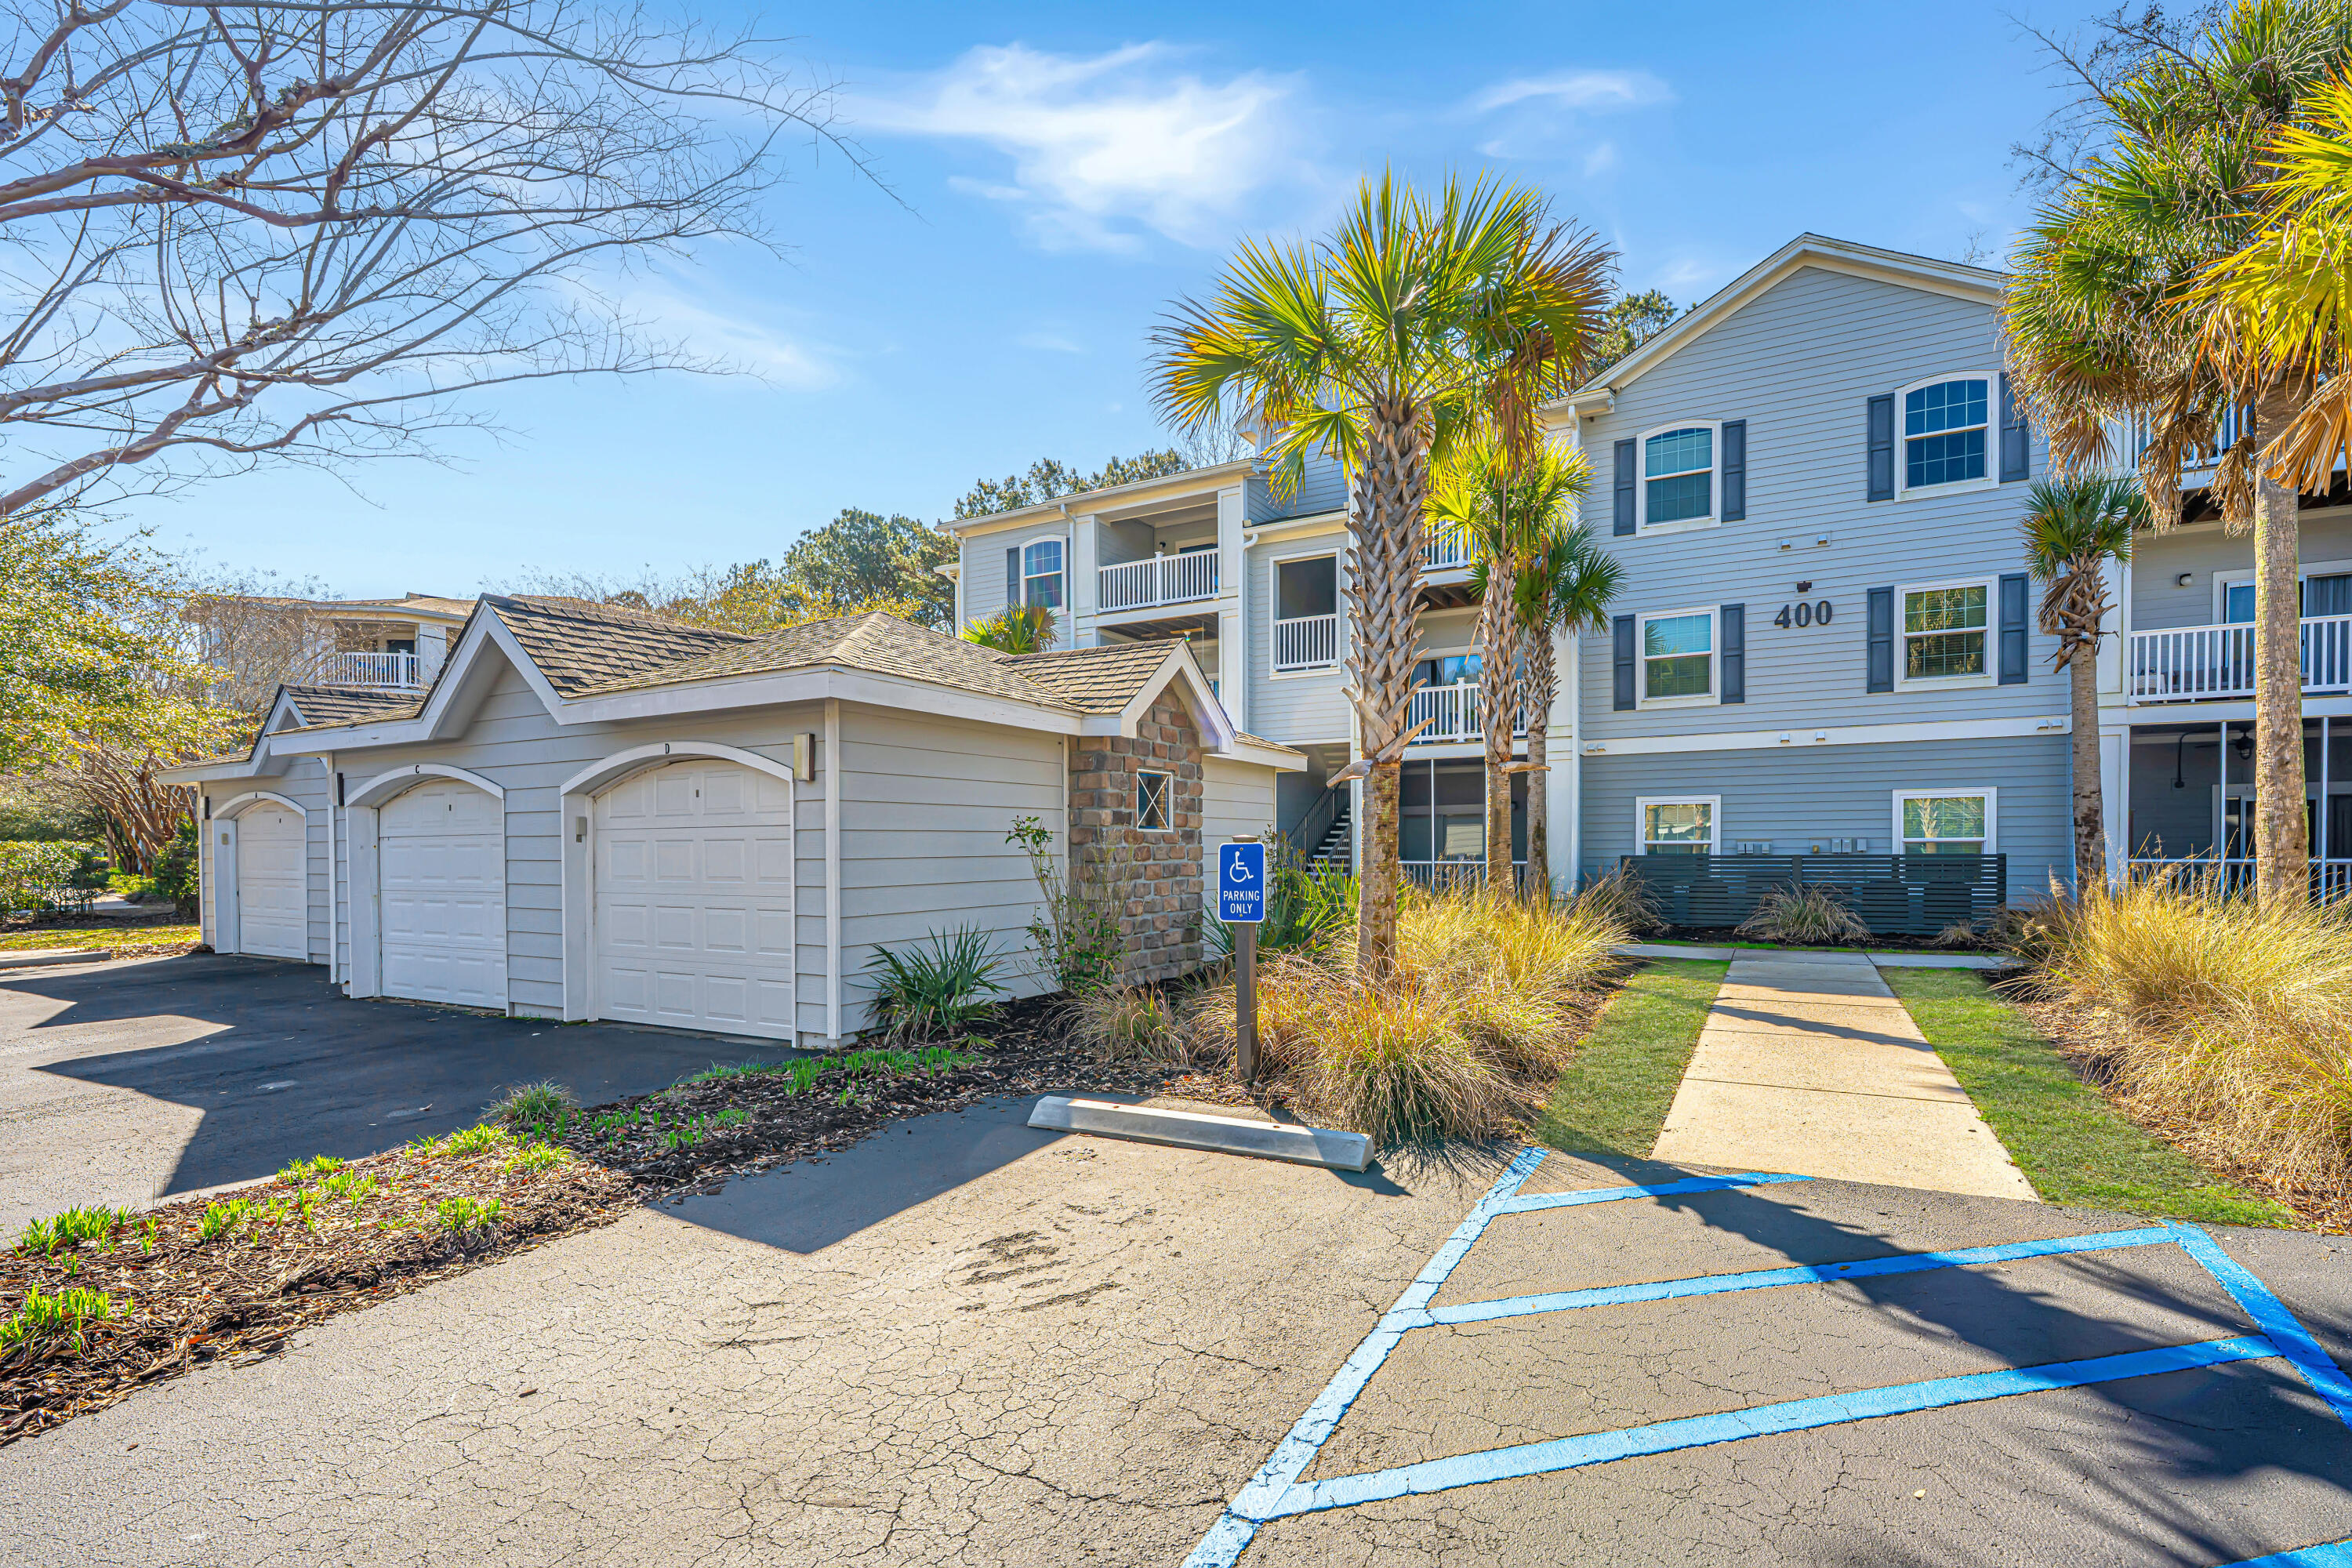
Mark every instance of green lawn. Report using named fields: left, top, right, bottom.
left=1882, top=967, right=2293, bottom=1227
left=1532, top=959, right=1726, bottom=1158
left=0, top=923, right=200, bottom=952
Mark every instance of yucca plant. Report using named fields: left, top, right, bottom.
left=1205, top=852, right=1358, bottom=963
left=864, top=926, right=1007, bottom=1040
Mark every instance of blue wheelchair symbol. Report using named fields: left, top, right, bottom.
left=1218, top=842, right=1267, bottom=923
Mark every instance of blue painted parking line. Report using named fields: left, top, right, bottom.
left=1422, top=1225, right=2178, bottom=1329
left=1274, top=1335, right=2277, bottom=1516
left=1185, top=1150, right=2352, bottom=1567
left=2216, top=1541, right=2352, bottom=1567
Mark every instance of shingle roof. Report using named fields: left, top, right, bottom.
left=574, top=611, right=1084, bottom=710
left=1004, top=641, right=1184, bottom=715
left=281, top=685, right=428, bottom=728
left=485, top=594, right=753, bottom=697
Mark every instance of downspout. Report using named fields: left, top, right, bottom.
left=324, top=753, right=338, bottom=985
left=825, top=697, right=842, bottom=1045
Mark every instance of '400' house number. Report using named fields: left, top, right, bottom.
left=1773, top=600, right=1833, bottom=629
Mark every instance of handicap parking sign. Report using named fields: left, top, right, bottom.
left=1214, top=840, right=1266, bottom=924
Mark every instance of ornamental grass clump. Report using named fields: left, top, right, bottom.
left=2032, top=876, right=2352, bottom=1196
left=1735, top=882, right=1868, bottom=946
left=1189, top=884, right=1629, bottom=1146
left=1069, top=984, right=1182, bottom=1062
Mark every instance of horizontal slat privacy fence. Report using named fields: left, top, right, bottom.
left=1617, top=854, right=2008, bottom=938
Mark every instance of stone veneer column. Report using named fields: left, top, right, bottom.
left=1065, top=691, right=1205, bottom=985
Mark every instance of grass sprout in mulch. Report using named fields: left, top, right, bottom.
left=2, top=998, right=1193, bottom=1447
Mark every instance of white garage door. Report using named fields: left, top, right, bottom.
left=379, top=779, right=507, bottom=1009
left=594, top=760, right=794, bottom=1039
left=233, top=805, right=307, bottom=960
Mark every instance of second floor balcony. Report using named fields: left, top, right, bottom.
left=1407, top=681, right=1528, bottom=744
left=2128, top=615, right=2352, bottom=703
left=1424, top=521, right=1483, bottom=572
left=1098, top=550, right=1217, bottom=612
left=326, top=650, right=423, bottom=688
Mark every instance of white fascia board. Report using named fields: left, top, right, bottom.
left=944, top=460, right=1258, bottom=537
left=1581, top=713, right=2070, bottom=757
left=1226, top=739, right=1309, bottom=772
left=1090, top=644, right=1240, bottom=750
left=1249, top=510, right=1348, bottom=544
left=161, top=757, right=279, bottom=786
left=561, top=665, right=1084, bottom=735
left=1544, top=234, right=2005, bottom=416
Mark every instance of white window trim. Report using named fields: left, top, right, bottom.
left=1892, top=787, right=1998, bottom=855
left=1895, top=576, right=1998, bottom=690
left=1635, top=794, right=1722, bottom=855
left=1022, top=537, right=1065, bottom=608
left=1893, top=372, right=1998, bottom=499
left=1635, top=419, right=1722, bottom=535
left=1135, top=768, right=1175, bottom=833
left=1268, top=546, right=1345, bottom=680
left=1635, top=605, right=1720, bottom=710
left=2212, top=557, right=2352, bottom=622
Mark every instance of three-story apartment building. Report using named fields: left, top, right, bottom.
left=946, top=232, right=2347, bottom=905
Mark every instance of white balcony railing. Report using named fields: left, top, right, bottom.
left=2128, top=857, right=2352, bottom=902
left=1402, top=859, right=1528, bottom=892
left=1405, top=681, right=1529, bottom=744
left=2126, top=614, right=2352, bottom=702
left=325, top=650, right=422, bottom=688
left=1274, top=613, right=1339, bottom=670
left=1098, top=550, right=1218, bottom=612
left=1423, top=521, right=1482, bottom=572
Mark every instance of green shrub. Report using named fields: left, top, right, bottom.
left=1734, top=882, right=1868, bottom=946
left=0, top=840, right=101, bottom=916
left=1206, top=853, right=1356, bottom=964
left=865, top=927, right=1007, bottom=1039
left=151, top=822, right=198, bottom=909
left=1, top=1286, right=124, bottom=1357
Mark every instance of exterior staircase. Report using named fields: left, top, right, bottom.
left=1307, top=799, right=1352, bottom=875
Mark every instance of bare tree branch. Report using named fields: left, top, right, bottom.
left=0, top=0, right=888, bottom=513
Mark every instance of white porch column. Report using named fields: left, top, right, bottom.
left=2101, top=723, right=2129, bottom=889
left=1218, top=606, right=1245, bottom=731
left=1069, top=514, right=1097, bottom=648
left=1545, top=627, right=1577, bottom=895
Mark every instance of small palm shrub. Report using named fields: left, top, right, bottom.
left=961, top=603, right=1056, bottom=653
left=1735, top=883, right=1867, bottom=946
left=2031, top=876, right=2352, bottom=1196
left=865, top=927, right=1007, bottom=1040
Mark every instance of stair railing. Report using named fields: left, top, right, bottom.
left=1287, top=783, right=1345, bottom=861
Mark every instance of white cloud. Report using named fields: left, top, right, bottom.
left=1582, top=141, right=1620, bottom=178
left=1469, top=69, right=1671, bottom=116
left=854, top=43, right=1312, bottom=252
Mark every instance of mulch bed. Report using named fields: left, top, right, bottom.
left=0, top=996, right=1193, bottom=1448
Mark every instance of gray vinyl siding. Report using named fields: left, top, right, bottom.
left=960, top=521, right=1073, bottom=631
left=1247, top=453, right=1347, bottom=523
left=1201, top=757, right=1279, bottom=886
left=1580, top=734, right=2072, bottom=894
left=2129, top=506, right=2352, bottom=632
left=193, top=760, right=334, bottom=967
left=1578, top=265, right=2056, bottom=739
left=1246, top=526, right=1354, bottom=743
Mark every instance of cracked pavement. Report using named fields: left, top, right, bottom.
left=3, top=965, right=2351, bottom=1566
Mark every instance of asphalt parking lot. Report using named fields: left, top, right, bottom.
left=0, top=954, right=773, bottom=1230
left=2, top=1058, right=2348, bottom=1566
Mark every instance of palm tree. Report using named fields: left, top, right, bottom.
left=1515, top=520, right=1621, bottom=900
left=1153, top=172, right=1611, bottom=971
left=961, top=603, right=1054, bottom=653
left=2005, top=1, right=2352, bottom=905
left=2019, top=475, right=2149, bottom=896
left=1446, top=439, right=1592, bottom=891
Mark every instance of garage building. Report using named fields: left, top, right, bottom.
left=165, top=598, right=1299, bottom=1047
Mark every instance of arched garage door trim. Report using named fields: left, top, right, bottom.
left=347, top=768, right=507, bottom=1007
left=558, top=742, right=800, bottom=1033
left=210, top=792, right=309, bottom=960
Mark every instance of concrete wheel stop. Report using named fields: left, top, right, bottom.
left=1028, top=1095, right=1372, bottom=1172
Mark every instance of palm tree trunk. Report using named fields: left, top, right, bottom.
left=1345, top=398, right=1430, bottom=974
left=2253, top=383, right=2309, bottom=906
left=1478, top=572, right=1515, bottom=893
left=1523, top=629, right=1555, bottom=905
left=2067, top=625, right=2103, bottom=898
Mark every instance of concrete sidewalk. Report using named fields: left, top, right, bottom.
left=1650, top=951, right=2035, bottom=1200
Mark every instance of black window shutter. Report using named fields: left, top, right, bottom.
left=1999, top=373, right=2030, bottom=483
left=1005, top=546, right=1021, bottom=606
left=1719, top=604, right=1745, bottom=703
left=1612, top=615, right=1636, bottom=710
left=1613, top=440, right=1636, bottom=535
left=1867, top=394, right=1895, bottom=502
left=1719, top=420, right=1747, bottom=522
left=1867, top=587, right=1895, bottom=691
left=1998, top=572, right=2030, bottom=683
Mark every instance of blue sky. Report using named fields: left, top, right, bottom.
left=140, top=0, right=2100, bottom=599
